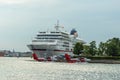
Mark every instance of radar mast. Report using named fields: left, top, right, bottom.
left=55, top=20, right=60, bottom=31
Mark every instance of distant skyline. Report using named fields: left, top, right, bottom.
left=0, top=0, right=120, bottom=51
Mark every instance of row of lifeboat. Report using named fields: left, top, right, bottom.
left=32, top=53, right=91, bottom=63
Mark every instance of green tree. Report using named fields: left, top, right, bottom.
left=98, top=42, right=106, bottom=56
left=105, top=38, right=120, bottom=56
left=83, top=45, right=91, bottom=56
left=88, top=41, right=97, bottom=56
left=73, top=42, right=83, bottom=55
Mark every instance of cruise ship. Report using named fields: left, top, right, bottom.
left=27, top=23, right=85, bottom=58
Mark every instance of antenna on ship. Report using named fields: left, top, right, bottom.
left=55, top=20, right=60, bottom=31
left=57, top=20, right=59, bottom=26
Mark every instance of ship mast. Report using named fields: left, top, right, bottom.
left=55, top=20, right=60, bottom=31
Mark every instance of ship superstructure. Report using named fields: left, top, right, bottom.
left=27, top=23, right=85, bottom=58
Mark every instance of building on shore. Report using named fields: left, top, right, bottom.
left=0, top=51, right=5, bottom=57
left=0, top=50, right=32, bottom=57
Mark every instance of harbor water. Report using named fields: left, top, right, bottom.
left=0, top=57, right=120, bottom=80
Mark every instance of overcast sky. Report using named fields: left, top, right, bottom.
left=0, top=0, right=120, bottom=52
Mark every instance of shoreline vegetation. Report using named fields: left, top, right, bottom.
left=73, top=56, right=120, bottom=64
left=73, top=37, right=120, bottom=64
left=86, top=56, right=120, bottom=64
left=88, top=60, right=120, bottom=64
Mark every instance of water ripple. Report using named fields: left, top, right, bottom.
left=0, top=57, right=120, bottom=80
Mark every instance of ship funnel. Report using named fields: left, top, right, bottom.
left=70, top=29, right=78, bottom=38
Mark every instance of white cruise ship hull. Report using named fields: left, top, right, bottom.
left=27, top=44, right=73, bottom=58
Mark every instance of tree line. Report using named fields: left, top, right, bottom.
left=73, top=37, right=120, bottom=56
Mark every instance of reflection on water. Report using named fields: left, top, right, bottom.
left=0, top=57, right=120, bottom=80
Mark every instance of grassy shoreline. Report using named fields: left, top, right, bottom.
left=88, top=60, right=120, bottom=64
left=74, top=56, right=120, bottom=64
left=86, top=56, right=120, bottom=64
